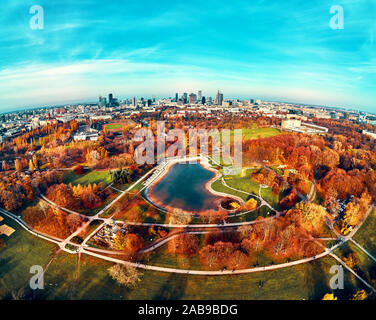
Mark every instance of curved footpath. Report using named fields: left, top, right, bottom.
left=82, top=245, right=334, bottom=276
left=2, top=159, right=375, bottom=283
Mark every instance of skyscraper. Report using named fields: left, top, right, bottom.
left=99, top=96, right=107, bottom=107
left=189, top=93, right=197, bottom=104
left=215, top=90, right=223, bottom=105
left=182, top=93, right=188, bottom=104
left=175, top=93, right=178, bottom=102
left=198, top=90, right=202, bottom=101
left=132, top=96, right=137, bottom=107
left=108, top=93, right=113, bottom=105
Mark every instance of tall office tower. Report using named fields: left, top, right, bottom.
left=197, top=90, right=202, bottom=101
left=132, top=96, right=137, bottom=107
left=175, top=93, right=178, bottom=102
left=182, top=93, right=188, bottom=104
left=108, top=93, right=113, bottom=105
left=99, top=96, right=107, bottom=107
left=189, top=93, right=197, bottom=104
left=201, top=96, right=206, bottom=104
left=215, top=90, right=223, bottom=105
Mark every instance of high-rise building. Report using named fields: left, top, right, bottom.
left=99, top=96, right=107, bottom=107
left=182, top=93, right=188, bottom=104
left=132, top=96, right=137, bottom=107
left=189, top=93, right=197, bottom=104
left=215, top=90, right=223, bottom=105
left=175, top=93, right=178, bottom=102
left=108, top=93, right=113, bottom=105
left=201, top=96, right=206, bottom=104
left=197, top=90, right=202, bottom=101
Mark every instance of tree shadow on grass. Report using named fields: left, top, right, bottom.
left=152, top=273, right=189, bottom=300
left=303, top=258, right=359, bottom=300
left=303, top=259, right=332, bottom=300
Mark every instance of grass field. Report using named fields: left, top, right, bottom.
left=0, top=214, right=366, bottom=300
left=211, top=179, right=250, bottom=202
left=104, top=121, right=136, bottom=132
left=241, top=127, right=281, bottom=140
left=0, top=215, right=58, bottom=299
left=353, top=208, right=376, bottom=257
left=106, top=124, right=123, bottom=130
left=334, top=241, right=376, bottom=286
left=223, top=175, right=281, bottom=209
left=63, top=170, right=112, bottom=186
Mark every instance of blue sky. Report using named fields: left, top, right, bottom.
left=0, top=0, right=375, bottom=112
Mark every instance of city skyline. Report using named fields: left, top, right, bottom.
left=0, top=0, right=376, bottom=112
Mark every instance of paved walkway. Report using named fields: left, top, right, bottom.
left=2, top=159, right=375, bottom=282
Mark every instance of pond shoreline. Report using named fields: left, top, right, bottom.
left=144, top=156, right=244, bottom=214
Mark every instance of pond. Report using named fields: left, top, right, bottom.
left=147, top=162, right=220, bottom=212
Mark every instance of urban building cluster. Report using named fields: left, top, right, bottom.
left=1, top=90, right=376, bottom=143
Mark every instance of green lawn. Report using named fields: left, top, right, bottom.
left=353, top=208, right=376, bottom=257
left=104, top=123, right=130, bottom=132
left=0, top=215, right=59, bottom=299
left=211, top=179, right=250, bottom=202
left=0, top=214, right=366, bottom=300
left=334, top=241, right=376, bottom=285
left=223, top=175, right=281, bottom=209
left=226, top=205, right=272, bottom=223
left=106, top=124, right=123, bottom=130
left=241, top=127, right=281, bottom=140
left=127, top=255, right=366, bottom=300
left=63, top=170, right=112, bottom=186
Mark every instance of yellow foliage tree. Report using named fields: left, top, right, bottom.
left=245, top=198, right=258, bottom=211
left=29, top=159, right=35, bottom=172
left=322, top=293, right=337, bottom=300
left=352, top=290, right=368, bottom=300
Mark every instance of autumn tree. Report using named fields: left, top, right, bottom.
left=66, top=214, right=86, bottom=233
left=167, top=209, right=192, bottom=225
left=113, top=232, right=143, bottom=254
left=46, top=183, right=78, bottom=209
left=108, top=264, right=142, bottom=288
left=293, top=201, right=327, bottom=235
left=245, top=198, right=258, bottom=211
left=322, top=293, right=337, bottom=300
left=351, top=290, right=368, bottom=300
left=167, top=234, right=199, bottom=256
left=29, top=159, right=35, bottom=172
left=14, top=159, right=22, bottom=173
left=199, top=241, right=248, bottom=270
left=343, top=252, right=359, bottom=269
left=279, top=188, right=298, bottom=210
left=74, top=164, right=85, bottom=175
